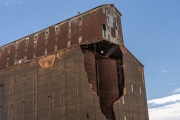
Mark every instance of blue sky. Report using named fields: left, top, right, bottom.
left=0, top=0, right=180, bottom=119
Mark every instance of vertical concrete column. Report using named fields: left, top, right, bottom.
left=98, top=59, right=119, bottom=120
left=84, top=51, right=97, bottom=94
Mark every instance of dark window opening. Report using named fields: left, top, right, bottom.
left=102, top=24, right=106, bottom=30
left=86, top=114, right=89, bottom=119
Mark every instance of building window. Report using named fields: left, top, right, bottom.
left=45, top=39, right=48, bottom=43
left=116, top=30, right=119, bottom=38
left=124, top=116, right=127, bottom=120
left=45, top=29, right=49, bottom=35
left=68, top=27, right=71, bottom=34
left=34, top=35, right=38, bottom=40
left=140, top=86, right=142, bottom=94
left=54, top=44, right=57, bottom=51
left=25, top=37, right=29, bottom=43
left=6, top=56, right=9, bottom=60
left=79, top=17, right=82, bottom=26
left=24, top=56, right=27, bottom=60
left=6, top=62, right=9, bottom=67
left=15, top=41, right=19, bottom=47
left=33, top=53, right=36, bottom=58
left=25, top=45, right=28, bottom=51
left=55, top=26, right=59, bottom=31
left=106, top=8, right=109, bottom=15
left=122, top=96, right=125, bottom=104
left=79, top=36, right=82, bottom=43
left=67, top=41, right=71, bottom=47
left=107, top=17, right=109, bottom=24
left=131, top=84, right=134, bottom=92
left=34, top=40, right=37, bottom=47
left=44, top=48, right=47, bottom=54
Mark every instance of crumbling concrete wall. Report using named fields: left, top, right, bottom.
left=0, top=46, right=106, bottom=120
left=113, top=46, right=149, bottom=120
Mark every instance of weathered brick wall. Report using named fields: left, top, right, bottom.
left=0, top=46, right=106, bottom=120
left=113, top=46, right=149, bottom=120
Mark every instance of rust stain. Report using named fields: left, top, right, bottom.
left=57, top=51, right=64, bottom=59
left=119, top=46, right=127, bottom=54
left=123, top=87, right=126, bottom=95
left=39, top=54, right=55, bottom=68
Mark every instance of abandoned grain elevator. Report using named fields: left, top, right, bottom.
left=0, top=4, right=149, bottom=120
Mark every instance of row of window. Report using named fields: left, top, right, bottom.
left=131, top=84, right=142, bottom=94
left=121, top=85, right=142, bottom=105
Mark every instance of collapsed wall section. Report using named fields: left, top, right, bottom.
left=0, top=46, right=106, bottom=120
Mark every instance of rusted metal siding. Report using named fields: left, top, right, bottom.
left=98, top=59, right=119, bottom=120
left=81, top=8, right=103, bottom=44
left=0, top=46, right=107, bottom=120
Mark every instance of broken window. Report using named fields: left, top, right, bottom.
left=102, top=24, right=106, bottom=31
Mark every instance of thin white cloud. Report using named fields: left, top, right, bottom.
left=148, top=94, right=180, bottom=106
left=0, top=0, right=24, bottom=9
left=162, top=69, right=170, bottom=73
left=149, top=102, right=180, bottom=120
left=148, top=88, right=180, bottom=120
left=171, top=88, right=180, bottom=93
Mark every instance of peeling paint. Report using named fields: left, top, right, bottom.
left=39, top=54, right=55, bottom=68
